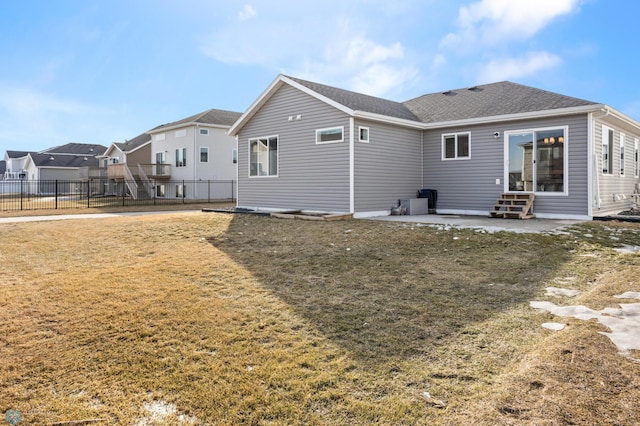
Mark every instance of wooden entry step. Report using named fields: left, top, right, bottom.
left=489, top=193, right=535, bottom=219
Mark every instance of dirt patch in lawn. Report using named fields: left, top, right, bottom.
left=0, top=213, right=639, bottom=424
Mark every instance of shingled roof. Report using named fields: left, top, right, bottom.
left=287, top=76, right=421, bottom=122
left=29, top=153, right=100, bottom=168
left=115, top=132, right=151, bottom=152
left=41, top=143, right=108, bottom=156
left=152, top=108, right=243, bottom=131
left=6, top=151, right=33, bottom=158
left=402, top=81, right=599, bottom=124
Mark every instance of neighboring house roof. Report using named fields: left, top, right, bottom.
left=28, top=153, right=100, bottom=168
left=151, top=108, right=243, bottom=133
left=114, top=132, right=151, bottom=153
left=6, top=150, right=33, bottom=158
left=403, top=81, right=599, bottom=124
left=41, top=143, right=108, bottom=156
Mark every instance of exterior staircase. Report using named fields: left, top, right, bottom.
left=489, top=193, right=535, bottom=219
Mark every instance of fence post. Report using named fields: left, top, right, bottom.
left=232, top=180, right=235, bottom=202
left=87, top=180, right=91, bottom=208
left=122, top=182, right=126, bottom=207
left=20, top=179, right=24, bottom=211
left=208, top=180, right=211, bottom=203
left=55, top=180, right=58, bottom=209
left=182, top=180, right=185, bottom=204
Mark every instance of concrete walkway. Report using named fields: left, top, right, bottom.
left=369, top=213, right=586, bottom=234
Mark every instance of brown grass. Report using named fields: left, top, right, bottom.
left=0, top=212, right=638, bottom=424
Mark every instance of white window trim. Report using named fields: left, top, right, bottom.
left=200, top=146, right=209, bottom=163
left=248, top=135, right=278, bottom=178
left=602, top=125, right=613, bottom=175
left=316, top=126, right=344, bottom=144
left=155, top=133, right=166, bottom=141
left=441, top=132, right=471, bottom=160
left=175, top=129, right=187, bottom=138
left=358, top=126, right=369, bottom=143
left=503, top=125, right=569, bottom=197
left=199, top=128, right=209, bottom=135
left=620, top=133, right=625, bottom=176
left=634, top=138, right=639, bottom=178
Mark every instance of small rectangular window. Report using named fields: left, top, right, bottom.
left=199, top=128, right=209, bottom=135
left=232, top=149, right=238, bottom=164
left=200, top=147, right=209, bottom=163
left=156, top=184, right=165, bottom=197
left=176, top=184, right=186, bottom=198
left=635, top=139, right=639, bottom=178
left=442, top=132, right=471, bottom=160
left=175, top=129, right=187, bottom=138
left=316, top=126, right=343, bottom=144
left=359, top=127, right=369, bottom=143
left=602, top=126, right=613, bottom=174
left=620, top=133, right=625, bottom=176
left=155, top=133, right=165, bottom=141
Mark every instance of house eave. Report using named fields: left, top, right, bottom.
left=353, top=111, right=425, bottom=129
left=228, top=74, right=355, bottom=136
left=420, top=104, right=607, bottom=130
left=149, top=122, right=230, bottom=135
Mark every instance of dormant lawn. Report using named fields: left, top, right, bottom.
left=0, top=211, right=638, bottom=425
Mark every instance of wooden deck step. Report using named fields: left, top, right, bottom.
left=489, top=193, right=535, bottom=219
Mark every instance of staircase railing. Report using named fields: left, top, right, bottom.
left=137, top=164, right=155, bottom=199
left=121, top=164, right=138, bottom=199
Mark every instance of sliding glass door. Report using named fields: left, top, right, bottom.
left=507, top=127, right=566, bottom=193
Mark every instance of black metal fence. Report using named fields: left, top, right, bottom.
left=0, top=179, right=236, bottom=212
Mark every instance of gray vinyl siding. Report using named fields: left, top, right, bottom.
left=354, top=120, right=422, bottom=212
left=593, top=116, right=640, bottom=215
left=423, top=114, right=590, bottom=217
left=237, top=84, right=351, bottom=212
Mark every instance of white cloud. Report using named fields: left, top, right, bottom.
left=443, top=0, right=582, bottom=48
left=201, top=10, right=418, bottom=99
left=477, top=51, right=562, bottom=82
left=238, top=4, right=257, bottom=21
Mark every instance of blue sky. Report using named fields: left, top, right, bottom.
left=1, top=0, right=639, bottom=156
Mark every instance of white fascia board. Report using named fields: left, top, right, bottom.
left=353, top=111, right=425, bottom=129
left=103, top=144, right=124, bottom=157
left=228, top=75, right=287, bottom=136
left=600, top=105, right=640, bottom=132
left=228, top=74, right=355, bottom=136
left=420, top=104, right=606, bottom=130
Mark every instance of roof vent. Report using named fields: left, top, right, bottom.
left=467, top=86, right=483, bottom=92
left=442, top=90, right=453, bottom=95
left=84, top=157, right=88, bottom=161
left=49, top=156, right=55, bottom=161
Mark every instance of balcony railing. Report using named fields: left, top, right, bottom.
left=107, top=163, right=171, bottom=180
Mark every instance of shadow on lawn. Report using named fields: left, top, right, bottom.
left=209, top=214, right=570, bottom=365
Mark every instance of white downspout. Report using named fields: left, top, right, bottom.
left=590, top=108, right=610, bottom=214
left=349, top=117, right=355, bottom=213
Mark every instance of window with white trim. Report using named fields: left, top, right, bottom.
left=232, top=149, right=238, bottom=164
left=602, top=126, right=613, bottom=174
left=200, top=147, right=208, bottom=163
left=176, top=184, right=186, bottom=198
left=635, top=138, right=639, bottom=178
left=442, top=132, right=470, bottom=159
left=316, top=126, right=343, bottom=144
left=175, top=129, right=187, bottom=138
left=176, top=148, right=187, bottom=167
left=249, top=136, right=278, bottom=176
left=620, top=133, right=625, bottom=176
left=359, top=127, right=369, bottom=143
left=199, top=128, right=209, bottom=135
left=156, top=184, right=165, bottom=197
left=155, top=133, right=165, bottom=141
